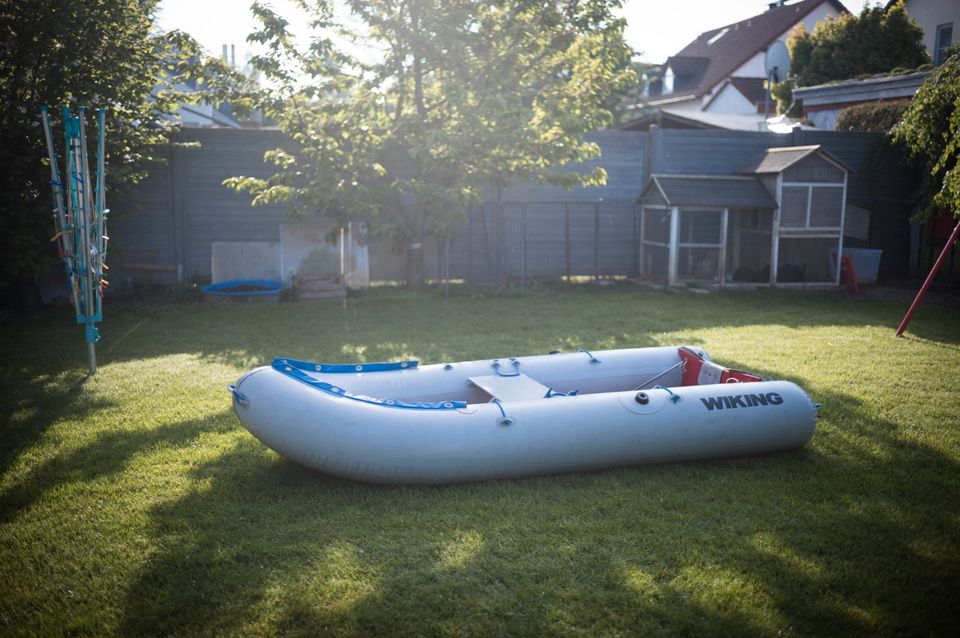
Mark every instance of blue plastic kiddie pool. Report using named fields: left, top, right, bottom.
left=202, top=279, right=283, bottom=302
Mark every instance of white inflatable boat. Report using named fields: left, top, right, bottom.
left=229, top=346, right=818, bottom=484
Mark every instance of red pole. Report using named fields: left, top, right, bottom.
left=896, top=219, right=960, bottom=337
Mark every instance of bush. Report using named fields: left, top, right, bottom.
left=835, top=100, right=912, bottom=132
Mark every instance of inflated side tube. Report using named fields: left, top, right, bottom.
left=232, top=365, right=816, bottom=484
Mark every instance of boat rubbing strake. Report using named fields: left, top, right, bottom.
left=230, top=346, right=817, bottom=483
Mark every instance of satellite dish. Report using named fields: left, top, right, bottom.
left=764, top=40, right=790, bottom=84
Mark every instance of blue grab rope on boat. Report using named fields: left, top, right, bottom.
left=277, top=357, right=419, bottom=374
left=273, top=358, right=464, bottom=410
left=578, top=348, right=601, bottom=363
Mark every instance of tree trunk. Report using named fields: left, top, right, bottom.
left=406, top=241, right=424, bottom=288
left=405, top=0, right=427, bottom=290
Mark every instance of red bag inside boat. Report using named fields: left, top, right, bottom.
left=679, top=347, right=762, bottom=386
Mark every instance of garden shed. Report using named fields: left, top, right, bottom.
left=638, top=144, right=850, bottom=287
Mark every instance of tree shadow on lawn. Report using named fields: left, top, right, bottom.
left=118, top=387, right=960, bottom=637
left=0, top=363, right=113, bottom=478
left=0, top=415, right=214, bottom=525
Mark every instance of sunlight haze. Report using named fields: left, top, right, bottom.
left=157, top=0, right=873, bottom=66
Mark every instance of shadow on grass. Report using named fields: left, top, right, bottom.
left=0, top=416, right=213, bottom=525
left=116, top=385, right=960, bottom=636
left=0, top=366, right=112, bottom=478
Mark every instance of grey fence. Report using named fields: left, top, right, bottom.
left=444, top=200, right=641, bottom=286
left=108, top=126, right=917, bottom=289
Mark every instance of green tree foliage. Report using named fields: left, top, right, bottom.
left=225, top=0, right=634, bottom=287
left=792, top=1, right=927, bottom=85
left=894, top=47, right=960, bottom=219
left=609, top=58, right=654, bottom=124
left=772, top=1, right=928, bottom=115
left=0, top=0, right=250, bottom=295
left=835, top=99, right=911, bottom=132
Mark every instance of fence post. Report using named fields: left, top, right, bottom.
left=444, top=236, right=450, bottom=296
left=632, top=203, right=639, bottom=276
left=668, top=206, right=679, bottom=287
left=719, top=208, right=729, bottom=287
left=170, top=143, right=187, bottom=283
left=564, top=203, right=571, bottom=280
left=346, top=222, right=353, bottom=281
left=466, top=207, right=474, bottom=285
left=521, top=204, right=527, bottom=295
left=496, top=201, right=503, bottom=285
left=638, top=206, right=646, bottom=276
left=594, top=201, right=601, bottom=283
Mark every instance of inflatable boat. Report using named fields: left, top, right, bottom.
left=229, top=346, right=817, bottom=484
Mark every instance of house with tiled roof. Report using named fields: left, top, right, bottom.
left=785, top=1, right=957, bottom=130
left=640, top=0, right=848, bottom=117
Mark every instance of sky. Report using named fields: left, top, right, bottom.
left=156, top=0, right=874, bottom=66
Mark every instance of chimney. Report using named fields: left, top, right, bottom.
left=222, top=44, right=228, bottom=62
left=231, top=44, right=236, bottom=68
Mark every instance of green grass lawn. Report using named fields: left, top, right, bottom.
left=2, top=285, right=959, bottom=636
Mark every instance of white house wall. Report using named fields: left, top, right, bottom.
left=902, top=0, right=960, bottom=56
left=704, top=84, right=758, bottom=114
left=729, top=52, right=767, bottom=80
left=702, top=52, right=766, bottom=109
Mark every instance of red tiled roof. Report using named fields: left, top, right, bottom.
left=651, top=0, right=848, bottom=103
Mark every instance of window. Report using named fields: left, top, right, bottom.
left=935, top=23, right=953, bottom=66
left=780, top=187, right=808, bottom=227
left=810, top=188, right=843, bottom=228
left=780, top=185, right=844, bottom=229
left=642, top=209, right=671, bottom=244
left=678, top=210, right=723, bottom=281
left=707, top=28, right=729, bottom=45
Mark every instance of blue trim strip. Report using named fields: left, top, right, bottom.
left=276, top=357, right=419, bottom=374
left=272, top=359, right=464, bottom=410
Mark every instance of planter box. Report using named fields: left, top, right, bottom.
left=293, top=274, right=346, bottom=301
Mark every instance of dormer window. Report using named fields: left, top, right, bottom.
left=664, top=67, right=675, bottom=93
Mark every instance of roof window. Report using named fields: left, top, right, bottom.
left=707, top=28, right=729, bottom=45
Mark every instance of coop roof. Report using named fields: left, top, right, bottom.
left=739, top=144, right=852, bottom=174
left=640, top=174, right=777, bottom=209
